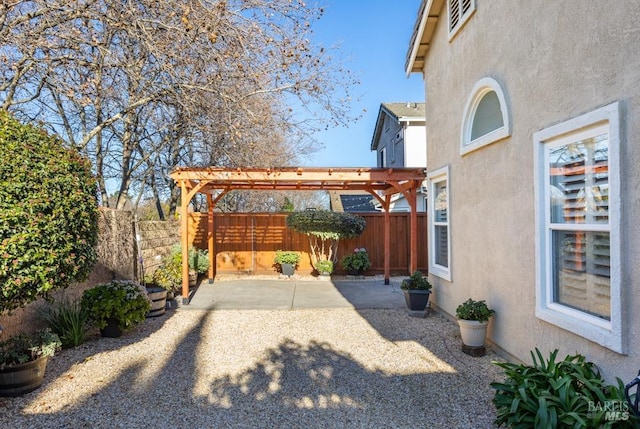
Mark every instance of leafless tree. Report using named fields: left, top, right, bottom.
left=0, top=0, right=359, bottom=216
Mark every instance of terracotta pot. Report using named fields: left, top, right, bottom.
left=0, top=356, right=49, bottom=397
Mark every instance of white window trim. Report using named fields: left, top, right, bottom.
left=460, top=77, right=511, bottom=156
left=427, top=166, right=451, bottom=281
left=448, top=0, right=477, bottom=41
left=534, top=101, right=623, bottom=353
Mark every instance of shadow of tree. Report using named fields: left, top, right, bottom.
left=0, top=304, right=500, bottom=428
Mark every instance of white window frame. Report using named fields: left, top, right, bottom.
left=460, top=77, right=511, bottom=156
left=448, top=0, right=476, bottom=41
left=427, top=166, right=451, bottom=281
left=534, top=101, right=623, bottom=353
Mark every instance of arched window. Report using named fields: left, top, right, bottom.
left=460, top=77, right=510, bottom=155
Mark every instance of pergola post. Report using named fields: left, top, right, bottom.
left=408, top=185, right=418, bottom=274
left=384, top=194, right=392, bottom=285
left=207, top=193, right=215, bottom=284
left=180, top=181, right=190, bottom=305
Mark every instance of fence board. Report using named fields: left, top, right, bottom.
left=189, top=212, right=428, bottom=276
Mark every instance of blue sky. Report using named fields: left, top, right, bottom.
left=304, top=0, right=425, bottom=167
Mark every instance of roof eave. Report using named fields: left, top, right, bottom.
left=405, top=0, right=445, bottom=76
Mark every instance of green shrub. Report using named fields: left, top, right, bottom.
left=315, top=259, right=334, bottom=274
left=169, top=244, right=209, bottom=274
left=455, top=298, right=494, bottom=322
left=40, top=297, right=88, bottom=348
left=491, top=348, right=639, bottom=428
left=274, top=250, right=301, bottom=266
left=81, top=281, right=151, bottom=331
left=152, top=255, right=182, bottom=293
left=0, top=111, right=98, bottom=313
left=0, top=329, right=61, bottom=367
left=400, top=271, right=432, bottom=291
left=341, top=248, right=371, bottom=272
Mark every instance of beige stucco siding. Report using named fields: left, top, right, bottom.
left=421, top=1, right=640, bottom=381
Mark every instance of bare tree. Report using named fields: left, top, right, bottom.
left=0, top=0, right=359, bottom=217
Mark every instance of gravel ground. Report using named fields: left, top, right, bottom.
left=0, top=307, right=505, bottom=428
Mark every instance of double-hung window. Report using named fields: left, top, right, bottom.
left=428, top=166, right=451, bottom=281
left=534, top=102, right=622, bottom=353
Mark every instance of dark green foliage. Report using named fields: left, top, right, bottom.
left=40, top=298, right=88, bottom=348
left=286, top=211, right=366, bottom=240
left=400, top=271, right=432, bottom=291
left=0, top=329, right=61, bottom=368
left=341, top=248, right=371, bottom=272
left=455, top=298, right=494, bottom=322
left=491, top=348, right=639, bottom=428
left=81, top=281, right=151, bottom=331
left=0, top=111, right=98, bottom=313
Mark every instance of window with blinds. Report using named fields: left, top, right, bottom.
left=547, top=128, right=610, bottom=319
left=448, top=0, right=476, bottom=40
left=428, top=166, right=450, bottom=280
left=534, top=101, right=622, bottom=353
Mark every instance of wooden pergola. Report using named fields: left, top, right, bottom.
left=170, top=167, right=427, bottom=304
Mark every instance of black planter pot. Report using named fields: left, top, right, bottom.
left=348, top=269, right=364, bottom=276
left=100, top=318, right=122, bottom=338
left=403, top=290, right=431, bottom=311
left=0, top=356, right=49, bottom=397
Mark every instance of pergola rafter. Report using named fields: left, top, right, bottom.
left=170, top=166, right=426, bottom=304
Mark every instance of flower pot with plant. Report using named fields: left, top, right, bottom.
left=400, top=271, right=432, bottom=311
left=81, top=280, right=151, bottom=338
left=315, top=260, right=334, bottom=276
left=274, top=250, right=301, bottom=276
left=455, top=298, right=495, bottom=348
left=0, top=329, right=61, bottom=397
left=341, top=248, right=371, bottom=275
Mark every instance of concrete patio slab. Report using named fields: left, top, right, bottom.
left=183, top=277, right=406, bottom=311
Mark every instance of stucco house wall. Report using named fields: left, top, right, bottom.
left=403, top=125, right=427, bottom=168
left=414, top=0, right=640, bottom=382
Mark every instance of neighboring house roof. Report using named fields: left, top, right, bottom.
left=371, top=102, right=426, bottom=150
left=405, top=0, right=445, bottom=75
left=329, top=190, right=377, bottom=212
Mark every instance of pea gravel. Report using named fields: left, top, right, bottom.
left=0, top=306, right=505, bottom=428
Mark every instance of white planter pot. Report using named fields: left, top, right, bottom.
left=457, top=319, right=489, bottom=347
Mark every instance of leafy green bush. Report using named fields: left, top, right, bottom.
left=40, top=297, right=88, bottom=348
left=491, top=348, right=639, bottom=428
left=274, top=250, right=301, bottom=266
left=341, top=248, right=371, bottom=272
left=169, top=244, right=209, bottom=274
left=81, top=281, right=151, bottom=331
left=315, top=259, right=334, bottom=274
left=152, top=255, right=182, bottom=293
left=0, top=329, right=61, bottom=367
left=0, top=111, right=98, bottom=313
left=455, top=298, right=494, bottom=322
left=400, top=271, right=432, bottom=291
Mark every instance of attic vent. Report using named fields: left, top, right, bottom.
left=448, top=0, right=476, bottom=39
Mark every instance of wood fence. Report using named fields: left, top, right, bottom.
left=188, top=212, right=428, bottom=275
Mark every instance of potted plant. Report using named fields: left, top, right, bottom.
left=400, top=270, right=432, bottom=311
left=274, top=250, right=301, bottom=276
left=0, top=329, right=61, bottom=397
left=341, top=248, right=371, bottom=275
left=456, top=298, right=495, bottom=348
left=170, top=245, right=209, bottom=286
left=315, top=259, right=334, bottom=276
left=81, top=280, right=151, bottom=338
